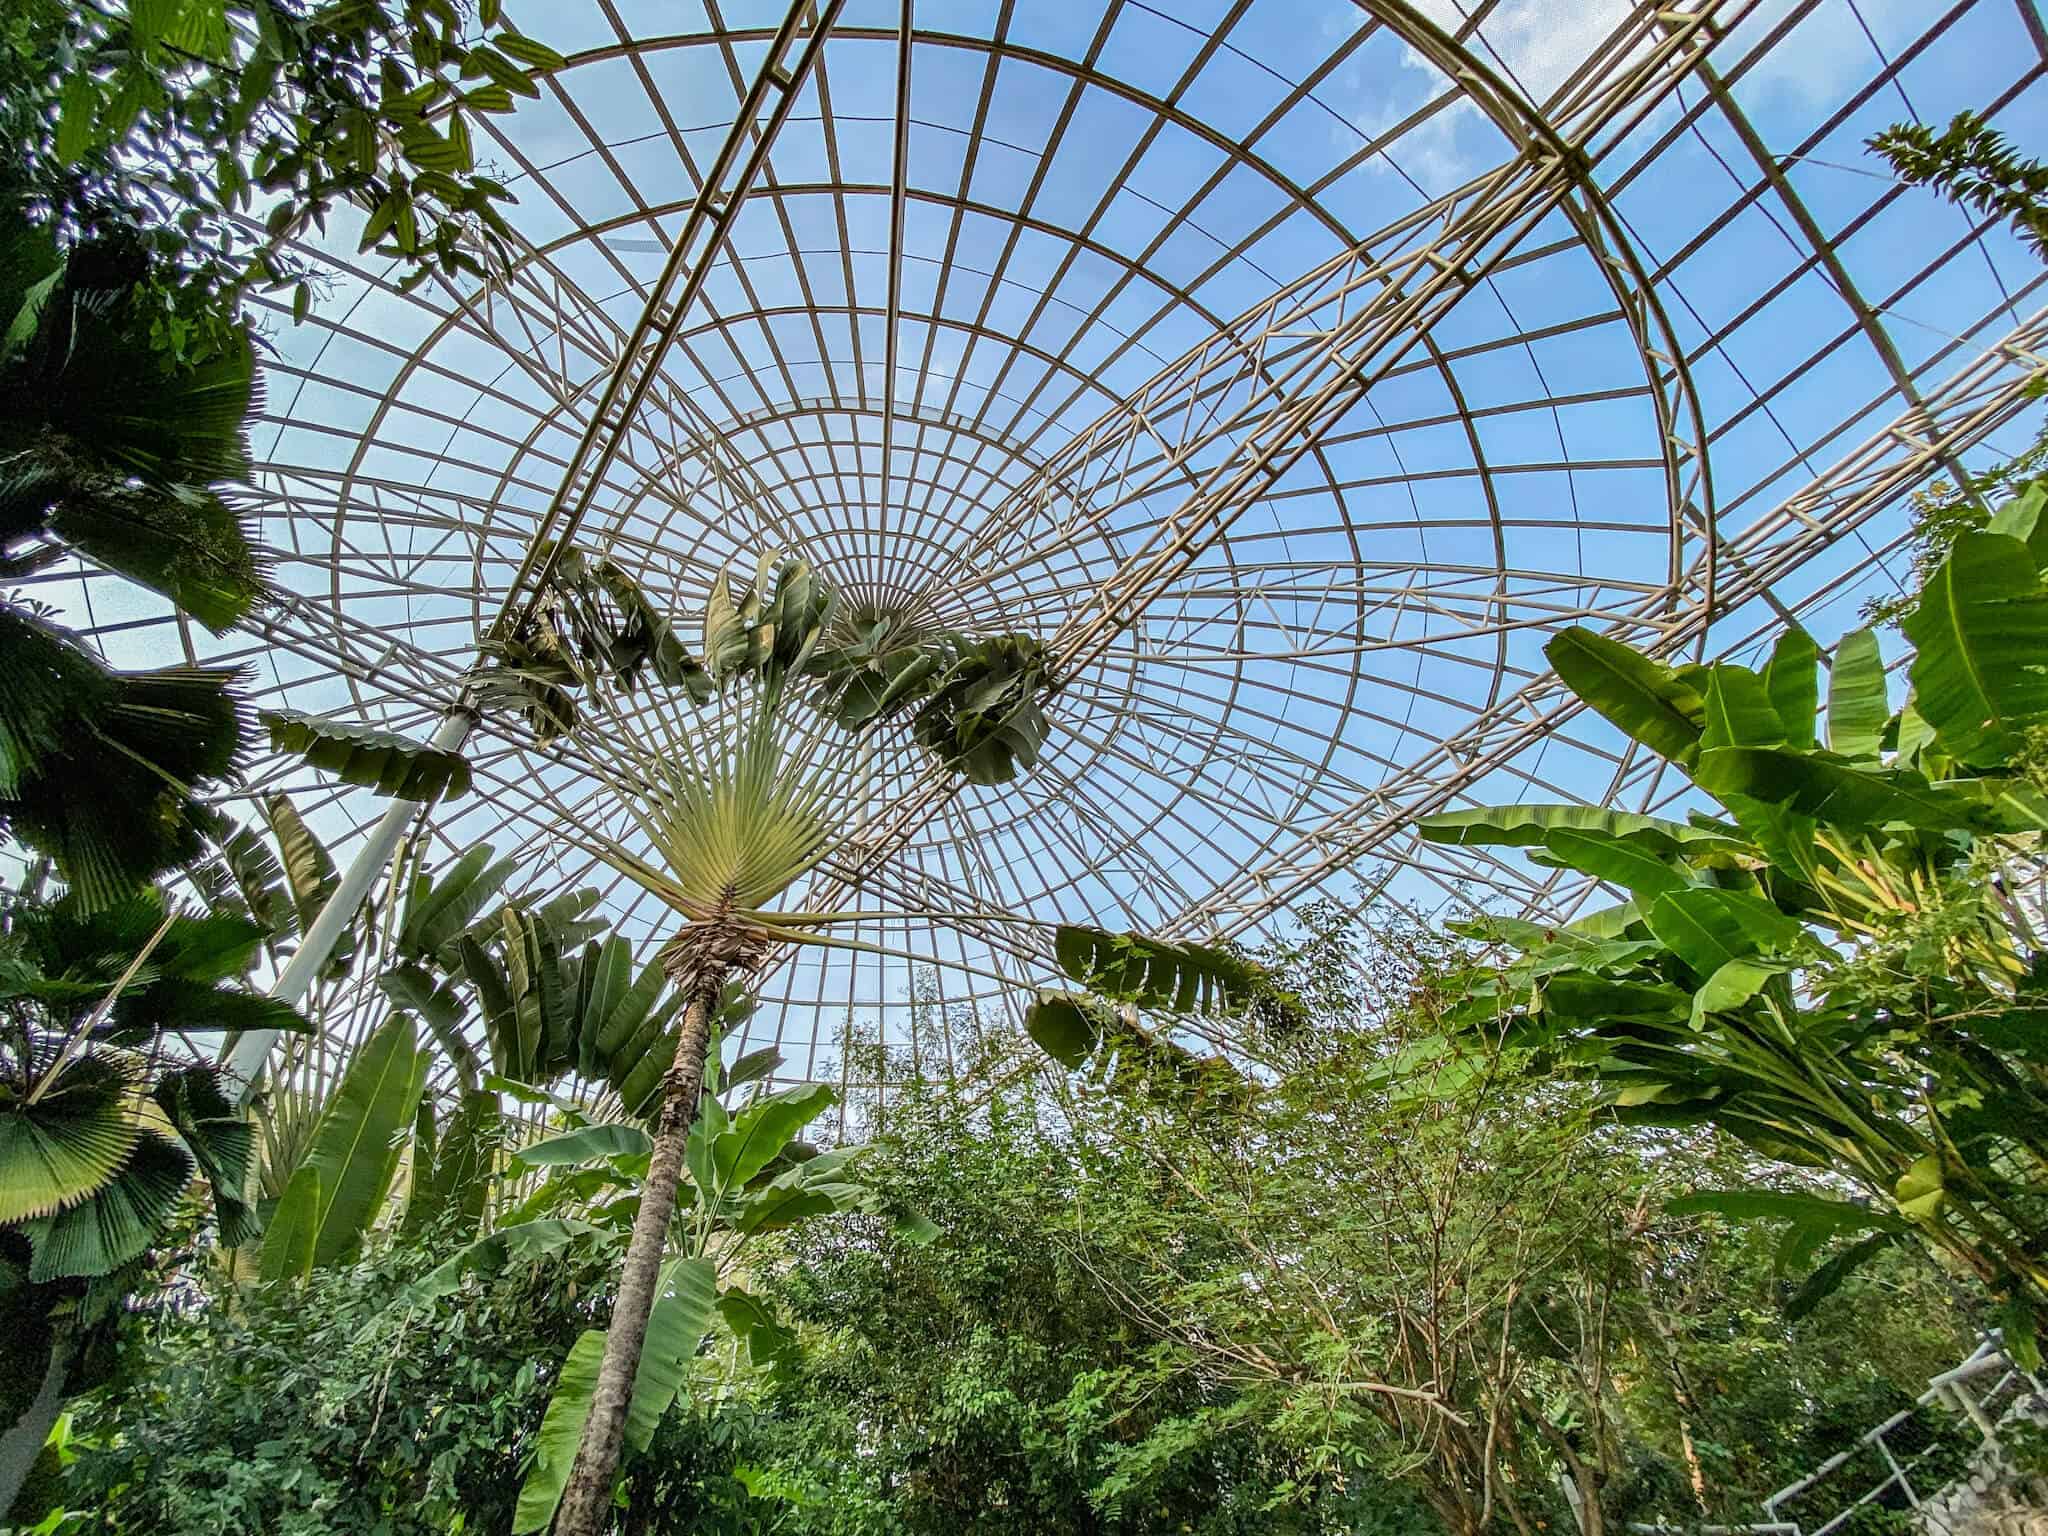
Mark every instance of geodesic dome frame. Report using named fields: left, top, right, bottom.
left=41, top=0, right=2048, bottom=1091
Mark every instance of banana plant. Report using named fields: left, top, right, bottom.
left=1416, top=472, right=2048, bottom=1358
left=466, top=1043, right=878, bottom=1534
left=250, top=835, right=680, bottom=1267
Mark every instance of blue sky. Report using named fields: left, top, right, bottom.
left=36, top=0, right=2048, bottom=1072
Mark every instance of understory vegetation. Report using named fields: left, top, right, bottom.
left=55, top=1005, right=1987, bottom=1536
left=5, top=4, right=2048, bottom=1535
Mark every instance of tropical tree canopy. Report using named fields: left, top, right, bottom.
left=7, top=6, right=2048, bottom=1536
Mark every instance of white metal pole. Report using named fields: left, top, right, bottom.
left=221, top=706, right=476, bottom=1101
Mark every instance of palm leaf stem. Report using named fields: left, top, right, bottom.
left=27, top=904, right=178, bottom=1105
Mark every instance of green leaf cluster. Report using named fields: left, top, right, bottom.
left=1, top=882, right=311, bottom=1287
left=1419, top=475, right=2048, bottom=1342
left=425, top=1060, right=871, bottom=1532
left=2, top=0, right=564, bottom=346
left=0, top=218, right=264, bottom=908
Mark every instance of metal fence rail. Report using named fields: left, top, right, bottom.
left=1624, top=1334, right=2047, bottom=1536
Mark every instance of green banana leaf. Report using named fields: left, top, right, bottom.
left=262, top=710, right=473, bottom=801
left=271, top=1013, right=427, bottom=1272
left=1901, top=531, right=2048, bottom=767
left=1544, top=626, right=1703, bottom=763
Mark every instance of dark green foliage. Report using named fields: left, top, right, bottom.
left=0, top=614, right=249, bottom=911
left=1872, top=111, right=2048, bottom=261
left=0, top=216, right=264, bottom=629
left=813, top=626, right=1055, bottom=785
left=726, top=1034, right=1980, bottom=1536
left=1, top=0, right=563, bottom=355
left=262, top=710, right=472, bottom=802
left=747, top=1067, right=1343, bottom=1535
left=64, top=1238, right=619, bottom=1535
left=474, top=544, right=714, bottom=745
left=1050, top=923, right=1308, bottom=1033
left=1, top=883, right=306, bottom=1267
left=0, top=204, right=262, bottom=908
left=188, top=806, right=291, bottom=944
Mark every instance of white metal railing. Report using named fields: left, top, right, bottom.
left=1624, top=1333, right=2047, bottom=1536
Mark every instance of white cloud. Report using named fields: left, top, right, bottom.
left=1326, top=0, right=1935, bottom=191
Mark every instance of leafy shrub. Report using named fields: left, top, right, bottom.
left=64, top=1240, right=615, bottom=1535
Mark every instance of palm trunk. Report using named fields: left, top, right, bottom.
left=553, top=974, right=719, bottom=1536
left=0, top=1326, right=73, bottom=1521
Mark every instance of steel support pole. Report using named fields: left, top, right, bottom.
left=222, top=706, right=477, bottom=1100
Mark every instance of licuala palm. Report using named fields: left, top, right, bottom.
left=0, top=867, right=312, bottom=1512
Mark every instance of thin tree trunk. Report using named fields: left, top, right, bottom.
left=1643, top=1302, right=1710, bottom=1512
left=0, top=1327, right=73, bottom=1521
left=554, top=979, right=718, bottom=1536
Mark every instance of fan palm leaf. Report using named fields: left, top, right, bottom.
left=1, top=219, right=267, bottom=632
left=580, top=679, right=853, bottom=925
left=0, top=1054, right=140, bottom=1226
left=0, top=621, right=248, bottom=910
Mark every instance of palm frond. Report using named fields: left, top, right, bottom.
left=581, top=684, right=857, bottom=918
left=21, top=1130, right=193, bottom=1281
left=0, top=640, right=250, bottom=911
left=0, top=1054, right=141, bottom=1225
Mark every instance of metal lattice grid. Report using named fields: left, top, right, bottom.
left=33, top=0, right=2048, bottom=1091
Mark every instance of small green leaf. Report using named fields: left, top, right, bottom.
left=495, top=32, right=569, bottom=71
left=469, top=44, right=543, bottom=98
left=56, top=76, right=102, bottom=165
left=1894, top=1155, right=1946, bottom=1222
left=1826, top=628, right=1888, bottom=760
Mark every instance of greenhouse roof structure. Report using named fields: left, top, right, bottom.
left=47, top=0, right=2048, bottom=1090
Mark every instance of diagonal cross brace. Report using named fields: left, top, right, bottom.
left=224, top=0, right=846, bottom=1099
left=806, top=0, right=1735, bottom=922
